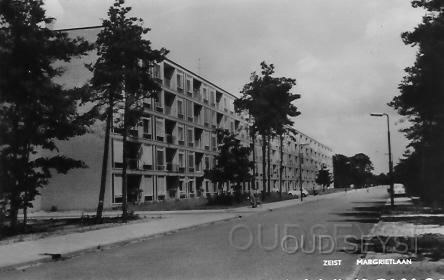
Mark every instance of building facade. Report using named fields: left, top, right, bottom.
left=33, top=27, right=333, bottom=211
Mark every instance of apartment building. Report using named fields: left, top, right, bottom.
left=33, top=27, right=333, bottom=211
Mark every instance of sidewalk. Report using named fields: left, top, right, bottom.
left=0, top=189, right=353, bottom=271
left=351, top=194, right=444, bottom=279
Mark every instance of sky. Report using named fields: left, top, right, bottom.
left=43, top=0, right=425, bottom=174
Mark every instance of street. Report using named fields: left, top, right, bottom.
left=2, top=188, right=388, bottom=280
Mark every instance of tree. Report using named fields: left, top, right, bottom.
left=315, top=167, right=332, bottom=191
left=333, top=154, right=351, bottom=188
left=333, top=153, right=374, bottom=189
left=204, top=129, right=252, bottom=194
left=389, top=0, right=444, bottom=205
left=235, top=62, right=300, bottom=197
left=88, top=0, right=168, bottom=221
left=0, top=0, right=93, bottom=231
left=349, top=153, right=374, bottom=188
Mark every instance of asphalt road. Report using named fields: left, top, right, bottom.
left=3, top=187, right=388, bottom=280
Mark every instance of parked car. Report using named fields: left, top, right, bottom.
left=287, top=190, right=299, bottom=198
left=288, top=188, right=309, bottom=198
left=393, top=183, right=406, bottom=195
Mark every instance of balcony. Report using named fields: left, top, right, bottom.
left=128, top=159, right=141, bottom=170
left=178, top=139, right=185, bottom=146
left=166, top=162, right=179, bottom=172
left=143, top=133, right=152, bottom=140
left=166, top=134, right=176, bottom=144
left=165, top=105, right=173, bottom=115
left=188, top=141, right=194, bottom=148
left=179, top=166, right=186, bottom=173
left=164, top=78, right=171, bottom=89
left=155, top=102, right=163, bottom=113
left=193, top=89, right=202, bottom=101
left=178, top=113, right=184, bottom=120
left=188, top=167, right=195, bottom=172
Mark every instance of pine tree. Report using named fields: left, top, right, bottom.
left=0, top=0, right=93, bottom=232
left=389, top=0, right=444, bottom=205
left=88, top=0, right=168, bottom=221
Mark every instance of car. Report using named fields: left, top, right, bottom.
left=393, top=183, right=406, bottom=195
left=287, top=190, right=299, bottom=198
left=288, top=188, right=309, bottom=198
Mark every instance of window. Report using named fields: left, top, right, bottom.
left=113, top=140, right=123, bottom=165
left=178, top=151, right=185, bottom=168
left=142, top=117, right=152, bottom=139
left=204, top=156, right=210, bottom=170
left=154, top=92, right=162, bottom=108
left=113, top=175, right=123, bottom=203
left=186, top=79, right=191, bottom=92
left=142, top=144, right=153, bottom=169
left=156, top=148, right=165, bottom=170
left=211, top=134, right=217, bottom=151
left=204, top=108, right=209, bottom=125
left=178, top=125, right=184, bottom=144
left=177, top=73, right=184, bottom=90
left=203, top=88, right=208, bottom=102
left=186, top=100, right=193, bottom=121
left=177, top=99, right=184, bottom=118
left=203, top=131, right=210, bottom=149
left=187, top=127, right=194, bottom=147
left=223, top=97, right=227, bottom=111
left=188, top=152, right=194, bottom=172
left=210, top=90, right=215, bottom=106
left=156, top=117, right=164, bottom=141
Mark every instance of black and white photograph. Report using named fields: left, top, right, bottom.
left=0, top=0, right=443, bottom=279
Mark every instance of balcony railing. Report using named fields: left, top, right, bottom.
left=177, top=113, right=184, bottom=119
left=156, top=164, right=165, bottom=171
left=155, top=102, right=163, bottom=112
left=128, top=159, right=140, bottom=170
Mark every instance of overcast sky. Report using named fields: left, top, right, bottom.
left=44, top=0, right=425, bottom=174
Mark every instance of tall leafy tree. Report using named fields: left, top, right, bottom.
left=389, top=0, right=444, bottom=205
left=88, top=0, right=168, bottom=221
left=235, top=62, right=300, bottom=196
left=204, top=129, right=252, bottom=193
left=315, top=166, right=332, bottom=191
left=0, top=0, right=93, bottom=231
left=333, top=154, right=351, bottom=188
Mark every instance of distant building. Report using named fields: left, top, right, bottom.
left=33, top=27, right=333, bottom=211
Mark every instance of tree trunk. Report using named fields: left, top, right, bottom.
left=261, top=134, right=266, bottom=197
left=121, top=99, right=129, bottom=221
left=9, top=195, right=20, bottom=233
left=267, top=134, right=271, bottom=194
left=251, top=129, right=256, bottom=192
left=23, top=191, right=27, bottom=232
left=96, top=103, right=113, bottom=223
left=279, top=134, right=283, bottom=197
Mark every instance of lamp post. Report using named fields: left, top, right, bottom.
left=370, top=113, right=394, bottom=207
left=298, top=143, right=309, bottom=202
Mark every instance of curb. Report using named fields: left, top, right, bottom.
left=0, top=215, right=242, bottom=273
left=0, top=188, right=365, bottom=273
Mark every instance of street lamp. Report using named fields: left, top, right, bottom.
left=298, top=143, right=309, bottom=202
left=370, top=113, right=394, bottom=207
